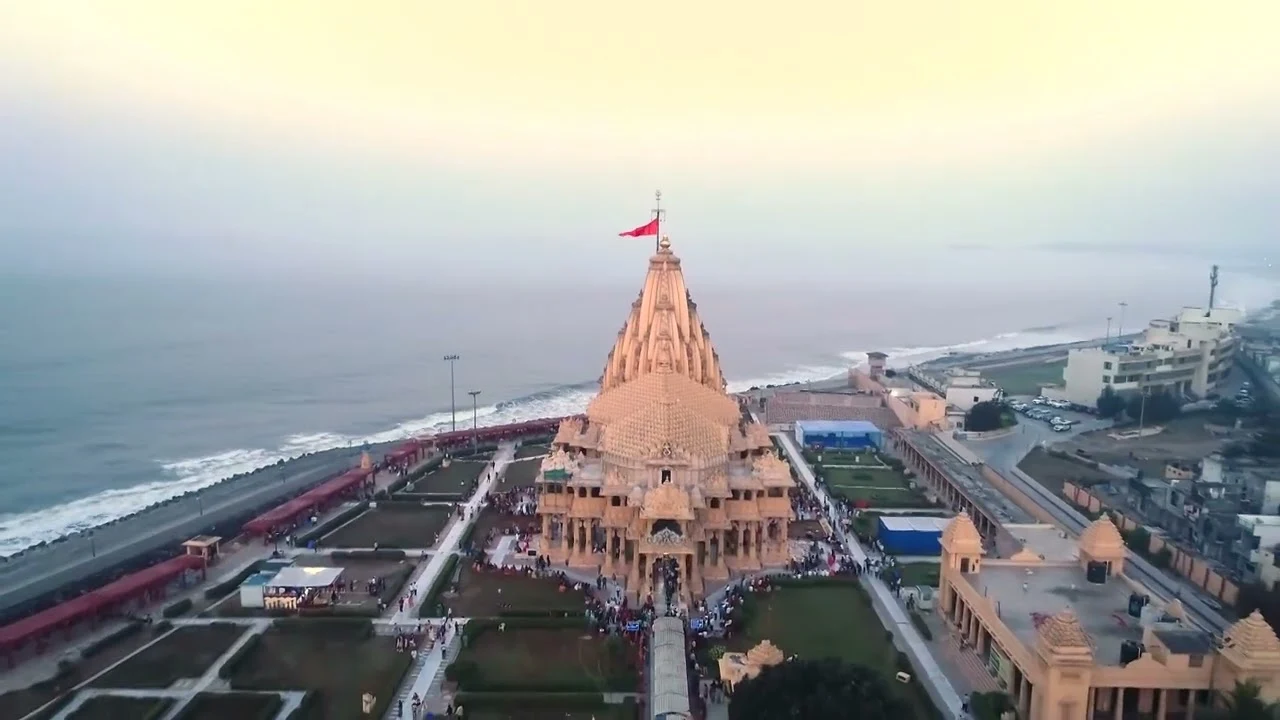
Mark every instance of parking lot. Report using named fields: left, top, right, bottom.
left=1007, top=395, right=1097, bottom=434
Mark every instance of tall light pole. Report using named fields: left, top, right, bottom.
left=443, top=354, right=460, bottom=431
left=468, top=390, right=481, bottom=447
left=1117, top=302, right=1128, bottom=340
left=1105, top=316, right=1112, bottom=344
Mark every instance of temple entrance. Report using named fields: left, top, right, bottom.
left=652, top=554, right=681, bottom=610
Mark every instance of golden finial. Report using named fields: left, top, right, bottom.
left=659, top=235, right=671, bottom=250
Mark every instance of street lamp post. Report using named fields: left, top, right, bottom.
left=1105, top=316, right=1112, bottom=344
left=468, top=390, right=481, bottom=448
left=1117, top=302, right=1128, bottom=340
left=443, top=354, right=460, bottom=431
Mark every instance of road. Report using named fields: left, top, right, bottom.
left=957, top=419, right=1231, bottom=636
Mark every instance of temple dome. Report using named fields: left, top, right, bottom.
left=1038, top=609, right=1094, bottom=650
left=1222, top=610, right=1280, bottom=658
left=600, top=238, right=725, bottom=393
left=746, top=640, right=785, bottom=666
left=1079, top=517, right=1126, bottom=557
left=941, top=512, right=983, bottom=553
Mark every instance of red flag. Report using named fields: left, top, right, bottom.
left=618, top=218, right=659, bottom=237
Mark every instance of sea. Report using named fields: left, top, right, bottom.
left=0, top=250, right=1274, bottom=557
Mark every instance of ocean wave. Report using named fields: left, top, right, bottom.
left=0, top=324, right=1093, bottom=556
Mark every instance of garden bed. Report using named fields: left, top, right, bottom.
left=405, top=460, right=488, bottom=493
left=514, top=444, right=549, bottom=459
left=67, top=695, right=173, bottom=720
left=449, top=621, right=637, bottom=693
left=91, top=623, right=246, bottom=689
left=494, top=459, right=541, bottom=492
left=171, top=691, right=282, bottom=720
left=0, top=624, right=159, bottom=720
left=227, top=622, right=412, bottom=720
left=442, top=564, right=585, bottom=618
left=708, top=582, right=935, bottom=718
left=320, top=505, right=454, bottom=549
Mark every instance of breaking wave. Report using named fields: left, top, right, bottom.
left=0, top=324, right=1097, bottom=555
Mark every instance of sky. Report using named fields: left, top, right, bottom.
left=0, top=1, right=1278, bottom=282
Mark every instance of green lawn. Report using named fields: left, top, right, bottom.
left=825, top=466, right=911, bottom=489
left=896, top=562, right=941, bottom=587
left=712, top=584, right=936, bottom=718
left=978, top=360, right=1066, bottom=396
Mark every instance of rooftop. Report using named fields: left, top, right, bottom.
left=972, top=564, right=1142, bottom=665
left=902, top=430, right=1034, bottom=525
left=269, top=565, right=344, bottom=589
left=1003, top=524, right=1081, bottom=562
left=795, top=420, right=883, bottom=434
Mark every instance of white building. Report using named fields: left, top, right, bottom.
left=908, top=368, right=1001, bottom=412
left=1061, top=306, right=1241, bottom=407
left=1238, top=515, right=1280, bottom=590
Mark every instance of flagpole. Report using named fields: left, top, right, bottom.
left=653, top=190, right=663, bottom=253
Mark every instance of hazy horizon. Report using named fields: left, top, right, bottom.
left=1, top=2, right=1278, bottom=284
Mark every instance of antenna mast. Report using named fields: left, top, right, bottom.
left=1208, top=265, right=1219, bottom=312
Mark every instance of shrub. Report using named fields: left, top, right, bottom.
left=294, top=502, right=369, bottom=546
left=272, top=616, right=374, bottom=638
left=162, top=598, right=193, bottom=618
left=81, top=620, right=144, bottom=658
left=909, top=611, right=932, bottom=640
left=205, top=561, right=265, bottom=600
left=218, top=633, right=262, bottom=679
left=452, top=692, right=607, bottom=710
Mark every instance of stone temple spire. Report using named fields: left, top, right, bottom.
left=600, top=237, right=726, bottom=393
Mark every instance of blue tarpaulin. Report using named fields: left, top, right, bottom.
left=794, top=420, right=883, bottom=450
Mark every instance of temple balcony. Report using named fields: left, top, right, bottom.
left=727, top=475, right=764, bottom=491
left=757, top=497, right=792, bottom=519
left=604, top=505, right=634, bottom=526
left=702, top=507, right=731, bottom=529
left=537, top=492, right=573, bottom=513
left=570, top=497, right=607, bottom=517
left=726, top=502, right=761, bottom=521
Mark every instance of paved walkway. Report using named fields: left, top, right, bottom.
left=774, top=431, right=964, bottom=720
left=377, top=442, right=519, bottom=717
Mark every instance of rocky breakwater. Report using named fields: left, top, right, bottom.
left=0, top=442, right=392, bottom=616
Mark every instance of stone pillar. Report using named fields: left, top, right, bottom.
left=629, top=552, right=642, bottom=591
left=1020, top=676, right=1032, bottom=718
left=541, top=515, right=551, bottom=543
left=1113, top=688, right=1124, bottom=720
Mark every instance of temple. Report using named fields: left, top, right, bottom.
left=535, top=237, right=794, bottom=602
left=938, top=511, right=1280, bottom=719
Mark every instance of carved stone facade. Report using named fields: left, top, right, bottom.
left=535, top=237, right=794, bottom=602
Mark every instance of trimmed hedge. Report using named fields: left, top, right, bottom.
left=294, top=501, right=368, bottom=546
left=81, top=620, right=145, bottom=658
left=371, top=499, right=457, bottom=511
left=418, top=554, right=459, bottom=617
left=162, top=598, right=193, bottom=618
left=329, top=549, right=407, bottom=562
left=388, top=492, right=468, bottom=503
left=205, top=561, right=265, bottom=600
left=272, top=616, right=375, bottom=638
left=218, top=633, right=263, bottom=679
left=284, top=691, right=320, bottom=720
left=909, top=610, right=933, bottom=641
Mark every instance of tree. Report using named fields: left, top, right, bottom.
left=1126, top=388, right=1181, bottom=425
left=1217, top=680, right=1280, bottom=720
left=728, top=658, right=908, bottom=720
left=965, top=401, right=1005, bottom=432
left=1096, top=387, right=1126, bottom=419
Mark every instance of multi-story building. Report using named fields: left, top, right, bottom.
left=909, top=367, right=1003, bottom=411
left=1061, top=307, right=1241, bottom=407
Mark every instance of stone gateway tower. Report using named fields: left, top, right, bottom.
left=535, top=237, right=794, bottom=602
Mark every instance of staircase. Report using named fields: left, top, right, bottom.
left=421, top=633, right=464, bottom=716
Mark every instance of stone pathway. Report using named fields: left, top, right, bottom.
left=773, top=431, right=965, bottom=720
left=377, top=442, right=520, bottom=717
